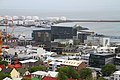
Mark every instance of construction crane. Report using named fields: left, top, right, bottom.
left=0, top=30, right=2, bottom=55
left=2, top=16, right=15, bottom=46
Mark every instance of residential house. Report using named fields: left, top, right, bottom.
left=10, top=68, right=20, bottom=78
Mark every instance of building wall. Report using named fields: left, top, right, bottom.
left=51, top=26, right=76, bottom=40
left=114, top=74, right=120, bottom=80
left=89, top=53, right=115, bottom=68
left=10, top=68, right=20, bottom=78
left=32, top=30, right=51, bottom=42
left=32, top=30, right=51, bottom=47
left=77, top=62, right=86, bottom=72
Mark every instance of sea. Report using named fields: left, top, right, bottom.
left=0, top=9, right=120, bottom=42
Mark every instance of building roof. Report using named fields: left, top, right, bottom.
left=90, top=52, right=115, bottom=56
left=97, top=47, right=118, bottom=49
left=61, top=60, right=83, bottom=67
left=23, top=75, right=32, bottom=79
left=8, top=63, right=22, bottom=68
left=32, top=71, right=47, bottom=76
left=33, top=27, right=51, bottom=31
left=113, top=71, right=120, bottom=75
left=47, top=71, right=58, bottom=77
left=0, top=64, right=5, bottom=68
left=3, top=77, right=12, bottom=80
left=52, top=23, right=76, bottom=27
left=1, top=68, right=12, bottom=74
left=49, top=61, right=61, bottom=65
left=19, top=59, right=38, bottom=64
left=42, top=76, right=59, bottom=80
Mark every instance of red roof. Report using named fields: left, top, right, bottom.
left=42, top=76, right=59, bottom=80
left=8, top=63, right=22, bottom=68
left=2, top=45, right=9, bottom=49
left=23, top=75, right=32, bottom=78
left=0, top=64, right=5, bottom=68
left=67, top=78, right=74, bottom=80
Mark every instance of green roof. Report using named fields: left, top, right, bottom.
left=32, top=77, right=41, bottom=80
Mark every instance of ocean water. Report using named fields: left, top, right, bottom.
left=0, top=9, right=120, bottom=42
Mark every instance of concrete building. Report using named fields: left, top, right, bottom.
left=113, top=71, right=120, bottom=80
left=114, top=54, right=120, bottom=70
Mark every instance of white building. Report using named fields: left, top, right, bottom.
left=113, top=71, right=120, bottom=80
left=0, top=16, right=5, bottom=20
left=26, top=16, right=32, bottom=20
left=97, top=47, right=118, bottom=53
left=49, top=61, right=61, bottom=71
left=24, top=20, right=35, bottom=26
left=13, top=21, right=18, bottom=25
left=32, top=71, right=47, bottom=78
left=18, top=20, right=24, bottom=25
left=32, top=16, right=39, bottom=20
left=59, top=16, right=67, bottom=21
left=6, top=16, right=12, bottom=20
left=13, top=16, right=18, bottom=20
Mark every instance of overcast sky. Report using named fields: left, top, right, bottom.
left=0, top=0, right=120, bottom=12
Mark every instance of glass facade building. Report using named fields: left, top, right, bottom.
left=89, top=53, right=116, bottom=68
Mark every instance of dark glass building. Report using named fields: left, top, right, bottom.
left=51, top=26, right=77, bottom=40
left=32, top=25, right=77, bottom=47
left=32, top=28, right=51, bottom=47
left=89, top=53, right=116, bottom=68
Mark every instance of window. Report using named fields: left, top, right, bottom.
left=37, top=32, right=41, bottom=37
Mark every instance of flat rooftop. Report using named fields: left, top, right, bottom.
left=90, top=52, right=116, bottom=56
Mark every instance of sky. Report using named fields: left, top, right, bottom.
left=0, top=0, right=120, bottom=12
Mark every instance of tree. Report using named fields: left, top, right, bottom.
left=57, top=72, right=68, bottom=80
left=2, top=61, right=8, bottom=66
left=0, top=72, right=11, bottom=80
left=101, top=64, right=116, bottom=76
left=28, top=65, right=47, bottom=73
left=97, top=77, right=105, bottom=80
left=79, top=68, right=92, bottom=80
left=67, top=66, right=80, bottom=79
left=22, top=78, right=32, bottom=80
left=57, top=66, right=79, bottom=79
left=0, top=57, right=2, bottom=61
